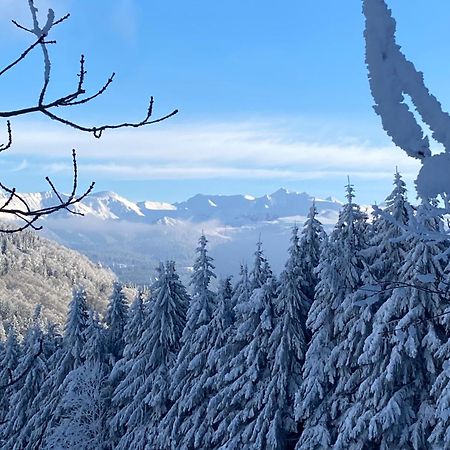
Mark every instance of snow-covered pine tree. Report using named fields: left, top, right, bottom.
left=295, top=182, right=367, bottom=449
left=111, top=261, right=189, bottom=450
left=430, top=333, right=450, bottom=449
left=207, top=277, right=278, bottom=449
left=0, top=324, right=21, bottom=425
left=346, top=202, right=445, bottom=450
left=170, top=275, right=234, bottom=450
left=158, top=234, right=217, bottom=449
left=428, top=231, right=450, bottom=449
left=123, top=288, right=146, bottom=350
left=108, top=288, right=146, bottom=447
left=206, top=264, right=252, bottom=442
left=299, top=201, right=324, bottom=306
left=106, top=282, right=129, bottom=364
left=334, top=169, right=412, bottom=449
left=251, top=238, right=272, bottom=290
left=19, top=287, right=89, bottom=450
left=261, top=225, right=310, bottom=448
left=46, top=311, right=110, bottom=450
left=0, top=308, right=47, bottom=448
left=231, top=264, right=251, bottom=310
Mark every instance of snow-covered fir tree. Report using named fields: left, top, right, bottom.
left=108, top=288, right=147, bottom=443
left=346, top=202, right=445, bottom=449
left=0, top=308, right=46, bottom=448
left=231, top=264, right=252, bottom=310
left=263, top=225, right=311, bottom=447
left=0, top=324, right=21, bottom=425
left=20, top=288, right=89, bottom=449
left=296, top=182, right=367, bottom=449
left=158, top=235, right=217, bottom=449
left=105, top=282, right=129, bottom=364
left=251, top=238, right=272, bottom=290
left=111, top=261, right=189, bottom=450
left=168, top=275, right=234, bottom=449
left=333, top=169, right=412, bottom=449
left=46, top=312, right=110, bottom=450
left=299, top=201, right=324, bottom=306
left=208, top=277, right=278, bottom=449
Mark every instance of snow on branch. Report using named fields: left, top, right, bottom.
left=364, top=0, right=450, bottom=203
left=364, top=0, right=450, bottom=158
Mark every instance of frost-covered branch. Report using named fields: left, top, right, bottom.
left=364, top=0, right=450, bottom=204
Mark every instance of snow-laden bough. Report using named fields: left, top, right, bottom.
left=364, top=0, right=450, bottom=205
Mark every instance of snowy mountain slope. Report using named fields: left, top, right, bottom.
left=0, top=229, right=116, bottom=332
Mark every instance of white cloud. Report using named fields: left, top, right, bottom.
left=8, top=118, right=422, bottom=181
left=43, top=163, right=416, bottom=182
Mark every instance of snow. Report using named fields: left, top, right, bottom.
left=416, top=153, right=450, bottom=200
left=142, top=201, right=177, bottom=211
left=364, top=0, right=450, bottom=205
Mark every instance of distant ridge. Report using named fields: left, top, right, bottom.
left=0, top=188, right=343, bottom=226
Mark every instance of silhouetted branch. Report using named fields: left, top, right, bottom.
left=0, top=1, right=178, bottom=138
left=0, top=0, right=177, bottom=232
left=0, top=121, right=12, bottom=152
left=0, top=150, right=95, bottom=233
left=0, top=34, right=46, bottom=78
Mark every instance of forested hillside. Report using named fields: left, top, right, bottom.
left=0, top=230, right=116, bottom=333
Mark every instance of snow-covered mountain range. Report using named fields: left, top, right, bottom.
left=0, top=188, right=342, bottom=226
left=2, top=188, right=346, bottom=285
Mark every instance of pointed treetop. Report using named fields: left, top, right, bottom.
left=190, top=233, right=216, bottom=297
left=251, top=238, right=272, bottom=289
left=65, top=287, right=89, bottom=344
left=384, top=169, right=409, bottom=224
left=82, top=311, right=106, bottom=364
left=105, top=282, right=129, bottom=362
left=309, top=199, right=318, bottom=217
left=345, top=177, right=355, bottom=204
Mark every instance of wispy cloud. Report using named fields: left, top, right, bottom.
left=11, top=159, right=28, bottom=172
left=10, top=118, right=422, bottom=182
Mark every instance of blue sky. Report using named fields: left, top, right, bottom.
left=0, top=0, right=448, bottom=203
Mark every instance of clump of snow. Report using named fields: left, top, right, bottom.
left=364, top=0, right=450, bottom=205
left=416, top=153, right=450, bottom=200
left=143, top=201, right=177, bottom=211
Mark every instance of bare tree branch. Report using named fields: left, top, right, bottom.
left=0, top=0, right=177, bottom=232
left=0, top=121, right=12, bottom=152
left=0, top=150, right=95, bottom=233
left=0, top=34, right=46, bottom=78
